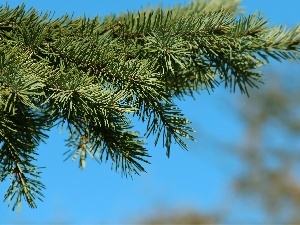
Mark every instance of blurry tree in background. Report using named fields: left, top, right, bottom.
left=133, top=208, right=218, bottom=224
left=231, top=71, right=300, bottom=223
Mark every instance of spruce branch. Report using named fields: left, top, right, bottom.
left=0, top=0, right=299, bottom=210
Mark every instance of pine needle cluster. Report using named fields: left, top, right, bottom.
left=0, top=0, right=299, bottom=210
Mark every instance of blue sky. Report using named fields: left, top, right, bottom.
left=1, top=0, right=300, bottom=224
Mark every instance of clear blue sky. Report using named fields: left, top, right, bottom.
left=1, top=1, right=299, bottom=224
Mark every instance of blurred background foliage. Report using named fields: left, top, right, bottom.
left=231, top=71, right=300, bottom=224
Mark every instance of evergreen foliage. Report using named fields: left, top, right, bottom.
left=0, top=0, right=299, bottom=210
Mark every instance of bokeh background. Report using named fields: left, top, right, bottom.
left=1, top=0, right=300, bottom=224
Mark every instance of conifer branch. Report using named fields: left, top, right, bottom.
left=0, top=0, right=299, bottom=210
